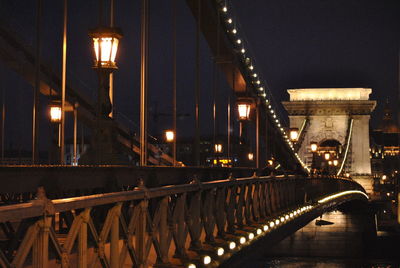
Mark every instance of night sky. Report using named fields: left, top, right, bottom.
left=0, top=0, right=399, bottom=153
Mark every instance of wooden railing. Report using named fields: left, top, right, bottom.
left=0, top=175, right=364, bottom=267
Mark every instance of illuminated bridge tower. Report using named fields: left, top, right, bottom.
left=282, top=88, right=376, bottom=177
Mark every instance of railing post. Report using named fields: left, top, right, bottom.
left=227, top=185, right=237, bottom=233
left=78, top=208, right=91, bottom=268
left=215, top=187, right=227, bottom=237
left=110, top=204, right=121, bottom=268
left=32, top=216, right=52, bottom=268
left=157, top=197, right=170, bottom=264
left=188, top=191, right=202, bottom=249
left=136, top=200, right=148, bottom=268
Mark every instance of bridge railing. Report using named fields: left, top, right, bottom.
left=0, top=174, right=364, bottom=267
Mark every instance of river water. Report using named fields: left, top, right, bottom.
left=253, top=207, right=400, bottom=268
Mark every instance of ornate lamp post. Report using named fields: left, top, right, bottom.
left=310, top=141, right=318, bottom=173
left=236, top=98, right=254, bottom=166
left=49, top=101, right=62, bottom=164
left=81, top=26, right=123, bottom=164
left=89, top=27, right=122, bottom=118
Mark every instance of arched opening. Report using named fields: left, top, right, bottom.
left=311, top=139, right=342, bottom=175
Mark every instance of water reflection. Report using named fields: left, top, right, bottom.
left=262, top=257, right=397, bottom=268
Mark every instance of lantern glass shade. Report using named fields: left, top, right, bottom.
left=237, top=103, right=251, bottom=120
left=333, top=159, right=338, bottom=166
left=324, top=152, right=330, bottom=160
left=214, top=143, right=223, bottom=153
left=248, top=153, right=254, bottom=161
left=310, top=142, right=318, bottom=152
left=289, top=128, right=299, bottom=142
left=90, top=27, right=122, bottom=69
left=165, top=130, right=174, bottom=142
left=50, top=105, right=62, bottom=123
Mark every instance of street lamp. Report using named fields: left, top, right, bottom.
left=248, top=152, right=254, bottom=161
left=237, top=100, right=252, bottom=121
left=49, top=102, right=62, bottom=123
left=165, top=130, right=175, bottom=143
left=310, top=141, right=318, bottom=152
left=214, top=143, right=223, bottom=154
left=289, top=128, right=299, bottom=142
left=80, top=26, right=123, bottom=164
left=90, top=27, right=122, bottom=70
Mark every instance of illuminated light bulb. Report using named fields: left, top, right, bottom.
left=259, top=87, right=264, bottom=91
left=273, top=114, right=276, bottom=118
left=269, top=221, right=275, bottom=228
left=222, top=6, right=228, bottom=12
left=271, top=109, right=274, bottom=114
left=249, top=65, right=254, bottom=70
left=232, top=28, right=237, bottom=34
left=239, top=237, right=246, bottom=244
left=256, top=80, right=260, bottom=84
left=280, top=217, right=285, bottom=222
left=248, top=233, right=255, bottom=240
left=229, top=241, right=236, bottom=249
left=227, top=18, right=232, bottom=24
left=203, top=256, right=212, bottom=265
left=261, top=93, right=266, bottom=97
left=275, top=219, right=280, bottom=225
left=285, top=215, right=289, bottom=220
left=263, top=225, right=269, bottom=231
left=217, top=247, right=224, bottom=256
left=278, top=124, right=281, bottom=127
left=268, top=105, right=272, bottom=109
left=253, top=73, right=257, bottom=78
left=275, top=119, right=279, bottom=123
left=257, top=229, right=262, bottom=235
left=187, top=264, right=196, bottom=268
left=236, top=39, right=242, bottom=44
left=241, top=48, right=245, bottom=53
left=290, top=213, right=293, bottom=218
left=294, top=211, right=297, bottom=216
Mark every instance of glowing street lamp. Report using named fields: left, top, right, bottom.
left=310, top=141, right=318, bottom=152
left=49, top=102, right=62, bottom=123
left=324, top=152, right=330, bottom=160
left=289, top=128, right=299, bottom=142
left=80, top=25, right=124, bottom=164
left=237, top=100, right=252, bottom=121
left=248, top=153, right=254, bottom=161
left=165, top=130, right=175, bottom=143
left=214, top=143, right=223, bottom=154
left=90, top=27, right=122, bottom=70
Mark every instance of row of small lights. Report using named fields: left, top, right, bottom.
left=186, top=204, right=313, bottom=268
left=218, top=1, right=309, bottom=173
left=185, top=188, right=369, bottom=267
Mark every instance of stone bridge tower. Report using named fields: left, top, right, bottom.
left=282, top=88, right=376, bottom=175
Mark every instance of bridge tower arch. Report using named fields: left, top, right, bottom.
left=283, top=88, right=376, bottom=175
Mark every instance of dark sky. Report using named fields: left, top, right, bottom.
left=0, top=0, right=399, bottom=152
left=233, top=0, right=400, bottom=124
